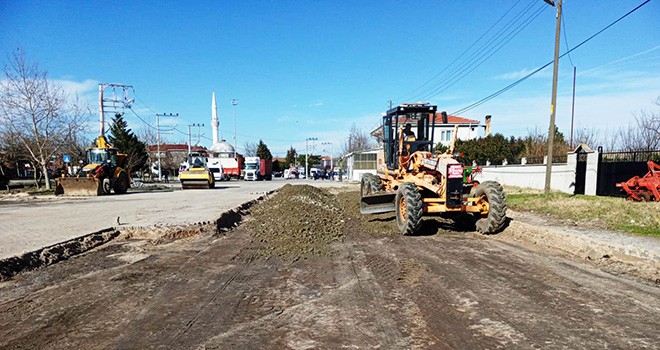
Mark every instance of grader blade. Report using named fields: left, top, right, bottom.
left=360, top=193, right=396, bottom=214
left=55, top=177, right=101, bottom=196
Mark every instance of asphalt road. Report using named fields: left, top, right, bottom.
left=0, top=178, right=352, bottom=260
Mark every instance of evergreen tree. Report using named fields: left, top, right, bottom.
left=256, top=139, right=273, bottom=160
left=108, top=113, right=148, bottom=174
left=285, top=146, right=297, bottom=167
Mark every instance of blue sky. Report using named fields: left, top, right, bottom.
left=2, top=0, right=659, bottom=157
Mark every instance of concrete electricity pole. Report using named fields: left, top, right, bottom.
left=305, top=137, right=318, bottom=178
left=231, top=99, right=238, bottom=159
left=156, top=113, right=178, bottom=181
left=322, top=141, right=333, bottom=179
left=544, top=0, right=562, bottom=193
left=188, top=123, right=204, bottom=154
left=98, top=83, right=134, bottom=136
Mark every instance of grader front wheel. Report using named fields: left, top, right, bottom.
left=473, top=181, right=507, bottom=234
left=396, top=183, right=423, bottom=235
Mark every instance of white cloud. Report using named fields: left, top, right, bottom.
left=55, top=78, right=98, bottom=98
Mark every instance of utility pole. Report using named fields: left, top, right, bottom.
left=98, top=83, right=134, bottom=136
left=188, top=123, right=204, bottom=154
left=156, top=113, right=178, bottom=181
left=305, top=137, right=317, bottom=178
left=322, top=141, right=333, bottom=179
left=569, top=66, right=577, bottom=149
left=231, top=99, right=238, bottom=158
left=544, top=0, right=562, bottom=194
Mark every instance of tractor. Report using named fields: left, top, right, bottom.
left=360, top=102, right=507, bottom=235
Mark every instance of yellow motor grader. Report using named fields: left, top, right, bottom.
left=55, top=135, right=130, bottom=196
left=360, top=103, right=506, bottom=235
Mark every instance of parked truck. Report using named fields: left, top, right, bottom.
left=244, top=157, right=273, bottom=181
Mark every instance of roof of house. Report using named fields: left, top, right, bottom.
left=397, top=113, right=479, bottom=124
left=435, top=114, right=480, bottom=124
left=147, top=144, right=207, bottom=152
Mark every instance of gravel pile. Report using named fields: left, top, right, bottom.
left=247, top=184, right=344, bottom=259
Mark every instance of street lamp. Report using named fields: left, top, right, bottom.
left=231, top=99, right=238, bottom=158
left=544, top=0, right=562, bottom=193
left=322, top=141, right=333, bottom=179
left=305, top=137, right=318, bottom=178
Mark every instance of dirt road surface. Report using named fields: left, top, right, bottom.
left=0, top=185, right=658, bottom=349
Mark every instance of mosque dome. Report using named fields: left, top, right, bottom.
left=209, top=140, right=235, bottom=154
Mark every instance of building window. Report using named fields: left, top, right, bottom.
left=446, top=130, right=453, bottom=141
left=354, top=153, right=377, bottom=170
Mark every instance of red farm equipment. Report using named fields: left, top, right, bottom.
left=616, top=160, right=660, bottom=201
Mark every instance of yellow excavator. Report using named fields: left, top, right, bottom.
left=55, top=83, right=134, bottom=196
left=55, top=135, right=130, bottom=196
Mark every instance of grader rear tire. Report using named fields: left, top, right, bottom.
left=396, top=182, right=423, bottom=235
left=474, top=181, right=507, bottom=234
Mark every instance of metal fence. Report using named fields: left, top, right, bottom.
left=596, top=149, right=660, bottom=197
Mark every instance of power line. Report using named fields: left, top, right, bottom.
left=561, top=8, right=575, bottom=67
left=128, top=107, right=158, bottom=130
left=400, top=0, right=548, bottom=103
left=418, top=3, right=547, bottom=101
left=450, top=0, right=652, bottom=116
left=396, top=0, right=527, bottom=102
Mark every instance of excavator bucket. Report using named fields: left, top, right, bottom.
left=55, top=177, right=101, bottom=196
left=360, top=192, right=396, bottom=214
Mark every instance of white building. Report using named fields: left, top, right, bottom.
left=207, top=91, right=243, bottom=179
left=371, top=113, right=490, bottom=148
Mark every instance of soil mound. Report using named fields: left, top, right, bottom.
left=247, top=184, right=343, bottom=259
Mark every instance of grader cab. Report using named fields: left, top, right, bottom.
left=360, top=103, right=507, bottom=235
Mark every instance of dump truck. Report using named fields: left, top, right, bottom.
left=360, top=102, right=506, bottom=235
left=244, top=157, right=272, bottom=181
left=179, top=151, right=215, bottom=189
left=55, top=135, right=130, bottom=196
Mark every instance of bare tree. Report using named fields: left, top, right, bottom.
left=599, top=128, right=620, bottom=152
left=635, top=97, right=660, bottom=146
left=139, top=126, right=158, bottom=180
left=573, top=127, right=600, bottom=149
left=0, top=49, right=90, bottom=189
left=522, top=126, right=570, bottom=161
left=243, top=141, right=257, bottom=157
left=341, top=123, right=376, bottom=155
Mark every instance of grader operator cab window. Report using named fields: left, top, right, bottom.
left=382, top=103, right=437, bottom=170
